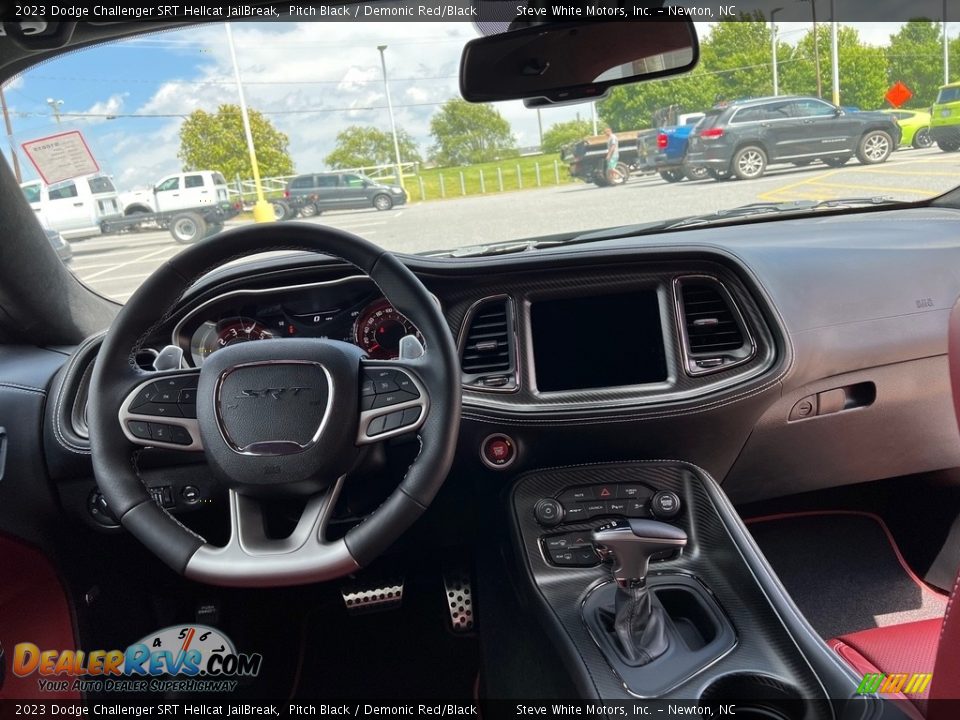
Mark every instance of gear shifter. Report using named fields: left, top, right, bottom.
left=591, top=519, right=688, bottom=665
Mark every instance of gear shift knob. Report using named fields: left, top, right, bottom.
left=592, top=518, right=688, bottom=587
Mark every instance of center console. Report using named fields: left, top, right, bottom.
left=508, top=461, right=902, bottom=718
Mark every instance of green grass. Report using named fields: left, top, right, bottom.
left=398, top=154, right=576, bottom=202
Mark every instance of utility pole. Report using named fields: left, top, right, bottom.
left=46, top=98, right=63, bottom=124
left=225, top=23, right=272, bottom=223
left=0, top=86, right=22, bottom=182
left=378, top=45, right=404, bottom=189
left=536, top=108, right=544, bottom=148
left=590, top=102, right=598, bottom=135
left=771, top=8, right=783, bottom=96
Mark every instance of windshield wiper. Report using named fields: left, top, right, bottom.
left=430, top=197, right=902, bottom=258
left=536, top=196, right=901, bottom=248
left=663, top=196, right=898, bottom=229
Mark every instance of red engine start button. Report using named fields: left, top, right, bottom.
left=481, top=433, right=516, bottom=469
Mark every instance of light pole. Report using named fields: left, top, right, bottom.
left=800, top=0, right=823, bottom=98
left=1, top=86, right=21, bottom=182
left=225, top=24, right=272, bottom=223
left=944, top=0, right=950, bottom=85
left=830, top=15, right=840, bottom=107
left=770, top=7, right=783, bottom=96
left=378, top=45, right=404, bottom=189
left=46, top=98, right=63, bottom=124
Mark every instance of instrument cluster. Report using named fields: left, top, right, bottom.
left=174, top=278, right=423, bottom=367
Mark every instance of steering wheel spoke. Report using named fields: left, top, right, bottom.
left=358, top=356, right=430, bottom=445
left=120, top=368, right=203, bottom=451
left=185, top=478, right=358, bottom=587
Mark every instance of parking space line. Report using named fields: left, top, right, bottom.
left=851, top=168, right=960, bottom=178
left=808, top=180, right=939, bottom=196
left=80, top=245, right=181, bottom=282
left=756, top=168, right=845, bottom=201
left=83, top=272, right=154, bottom=284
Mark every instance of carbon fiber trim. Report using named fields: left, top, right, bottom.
left=434, top=258, right=786, bottom=415
left=510, top=461, right=832, bottom=707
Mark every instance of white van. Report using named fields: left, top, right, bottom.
left=20, top=174, right=122, bottom=239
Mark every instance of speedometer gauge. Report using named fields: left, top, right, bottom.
left=354, top=299, right=423, bottom=360
left=190, top=317, right=274, bottom=366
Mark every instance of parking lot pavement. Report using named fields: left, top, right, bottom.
left=70, top=147, right=959, bottom=302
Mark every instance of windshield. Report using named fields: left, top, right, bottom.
left=2, top=18, right=955, bottom=302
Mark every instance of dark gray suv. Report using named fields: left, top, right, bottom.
left=284, top=171, right=407, bottom=216
left=684, top=96, right=901, bottom=181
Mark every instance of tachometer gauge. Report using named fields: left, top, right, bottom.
left=354, top=299, right=423, bottom=359
left=190, top=317, right=274, bottom=366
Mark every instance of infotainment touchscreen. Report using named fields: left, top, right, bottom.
left=531, top=291, right=667, bottom=392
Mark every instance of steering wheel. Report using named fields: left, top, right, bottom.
left=87, top=223, right=461, bottom=587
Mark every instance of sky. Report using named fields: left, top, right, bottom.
left=3, top=19, right=958, bottom=189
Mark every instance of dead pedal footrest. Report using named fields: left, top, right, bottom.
left=443, top=567, right=475, bottom=633
left=341, top=578, right=404, bottom=614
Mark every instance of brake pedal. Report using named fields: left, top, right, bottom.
left=341, top=578, right=404, bottom=614
left=443, top=567, right=475, bottom=633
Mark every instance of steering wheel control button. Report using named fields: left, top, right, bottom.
left=394, top=373, right=419, bottom=397
left=137, top=402, right=183, bottom=418
left=401, top=407, right=422, bottom=425
left=178, top=388, right=196, bottom=404
left=368, top=369, right=400, bottom=393
left=651, top=491, right=682, bottom=519
left=361, top=379, right=376, bottom=396
left=367, top=415, right=387, bottom=436
left=130, top=385, right=160, bottom=408
left=127, top=420, right=152, bottom=440
left=382, top=411, right=405, bottom=432
left=534, top=498, right=563, bottom=527
left=480, top=433, right=516, bottom=469
left=372, top=391, right=416, bottom=409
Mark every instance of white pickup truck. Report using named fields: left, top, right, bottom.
left=108, top=170, right=239, bottom=243
left=20, top=174, right=122, bottom=239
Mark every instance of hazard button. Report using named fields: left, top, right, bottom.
left=596, top=485, right=616, bottom=499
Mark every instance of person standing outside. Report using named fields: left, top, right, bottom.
left=604, top=127, right=621, bottom=185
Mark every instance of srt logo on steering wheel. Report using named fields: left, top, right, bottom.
left=227, top=386, right=310, bottom=408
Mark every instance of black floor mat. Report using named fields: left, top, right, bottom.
left=291, top=571, right=479, bottom=699
left=747, top=512, right=947, bottom=640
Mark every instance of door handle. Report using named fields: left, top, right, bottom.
left=760, top=122, right=771, bottom=128
left=200, top=190, right=209, bottom=194
left=73, top=202, right=84, bottom=207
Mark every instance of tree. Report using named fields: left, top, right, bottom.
left=599, top=18, right=784, bottom=130
left=886, top=21, right=945, bottom=108
left=178, top=104, right=294, bottom=180
left=779, top=26, right=889, bottom=110
left=429, top=99, right=516, bottom=166
left=541, top=119, right=594, bottom=153
left=325, top=126, right=421, bottom=169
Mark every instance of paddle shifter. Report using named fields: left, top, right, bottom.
left=591, top=519, right=688, bottom=665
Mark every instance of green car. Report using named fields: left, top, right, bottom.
left=929, top=82, right=960, bottom=151
left=881, top=108, right=932, bottom=149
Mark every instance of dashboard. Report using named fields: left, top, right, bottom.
left=172, top=277, right=423, bottom=367
left=35, top=205, right=960, bottom=517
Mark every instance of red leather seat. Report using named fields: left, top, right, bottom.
left=828, top=299, right=960, bottom=718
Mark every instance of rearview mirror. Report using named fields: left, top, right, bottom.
left=459, top=20, right=698, bottom=105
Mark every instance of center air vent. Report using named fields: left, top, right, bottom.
left=459, top=297, right=517, bottom=391
left=676, top=277, right=754, bottom=375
